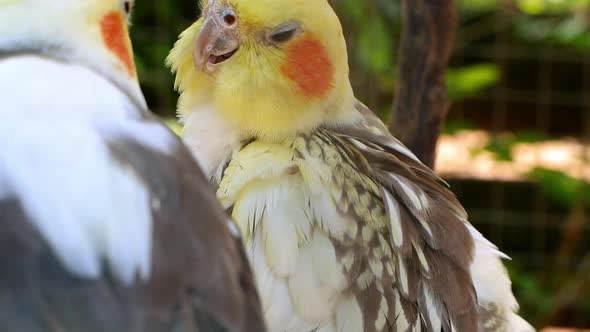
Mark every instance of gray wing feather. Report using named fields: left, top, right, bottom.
left=0, top=117, right=266, bottom=332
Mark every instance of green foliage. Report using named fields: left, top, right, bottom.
left=510, top=0, right=590, bottom=50
left=358, top=17, right=393, bottom=74
left=446, top=64, right=501, bottom=101
left=516, top=16, right=590, bottom=50
left=458, top=0, right=590, bottom=14
left=482, top=136, right=515, bottom=161
left=480, top=131, right=552, bottom=161
left=335, top=0, right=399, bottom=88
left=443, top=119, right=479, bottom=134
left=131, top=1, right=200, bottom=117
left=517, top=0, right=590, bottom=15
left=337, top=0, right=365, bottom=26
left=528, top=168, right=590, bottom=209
left=474, top=131, right=589, bottom=212
left=506, top=260, right=558, bottom=325
left=457, top=0, right=498, bottom=11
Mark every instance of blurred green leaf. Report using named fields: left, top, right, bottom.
left=515, top=16, right=590, bottom=50
left=358, top=17, right=394, bottom=74
left=518, top=0, right=547, bottom=15
left=506, top=260, right=555, bottom=323
left=514, top=17, right=555, bottom=42
left=513, top=130, right=553, bottom=143
left=443, top=119, right=479, bottom=135
left=337, top=0, right=365, bottom=25
left=518, top=0, right=590, bottom=14
left=457, top=0, right=499, bottom=11
left=479, top=130, right=552, bottom=161
left=527, top=168, right=590, bottom=209
left=482, top=135, right=515, bottom=161
left=446, top=63, right=501, bottom=101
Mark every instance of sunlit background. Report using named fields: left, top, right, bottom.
left=131, top=0, right=590, bottom=329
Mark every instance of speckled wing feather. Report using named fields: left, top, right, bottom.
left=286, top=137, right=476, bottom=331
left=318, top=101, right=481, bottom=331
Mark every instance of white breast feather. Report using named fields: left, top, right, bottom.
left=182, top=105, right=242, bottom=182
left=334, top=296, right=364, bottom=332
left=468, top=225, right=535, bottom=331
left=222, top=142, right=362, bottom=332
left=468, top=228, right=517, bottom=309
left=250, top=237, right=315, bottom=332
left=260, top=178, right=311, bottom=277
left=0, top=56, right=173, bottom=285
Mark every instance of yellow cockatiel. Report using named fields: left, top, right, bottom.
left=168, top=0, right=534, bottom=331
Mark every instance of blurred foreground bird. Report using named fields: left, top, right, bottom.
left=168, top=0, right=535, bottom=331
left=0, top=0, right=266, bottom=331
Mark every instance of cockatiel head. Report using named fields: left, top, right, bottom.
left=168, top=0, right=356, bottom=141
left=0, top=0, right=144, bottom=107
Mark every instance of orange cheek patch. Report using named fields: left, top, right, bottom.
left=281, top=34, right=335, bottom=98
left=100, top=12, right=135, bottom=75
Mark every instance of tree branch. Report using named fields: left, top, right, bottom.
left=388, top=0, right=457, bottom=169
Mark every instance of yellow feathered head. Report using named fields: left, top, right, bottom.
left=168, top=0, right=356, bottom=141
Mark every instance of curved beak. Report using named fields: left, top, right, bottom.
left=193, top=16, right=239, bottom=73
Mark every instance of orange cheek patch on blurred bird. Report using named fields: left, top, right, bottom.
left=100, top=12, right=135, bottom=76
left=282, top=35, right=334, bottom=98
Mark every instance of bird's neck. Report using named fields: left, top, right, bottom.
left=180, top=82, right=358, bottom=144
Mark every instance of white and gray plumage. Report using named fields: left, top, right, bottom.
left=0, top=1, right=265, bottom=331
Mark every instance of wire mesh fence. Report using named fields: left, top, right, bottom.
left=443, top=8, right=590, bottom=327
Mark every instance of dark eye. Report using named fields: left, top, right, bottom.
left=270, top=28, right=296, bottom=43
left=123, top=0, right=131, bottom=14
left=268, top=22, right=301, bottom=44
left=221, top=9, right=237, bottom=27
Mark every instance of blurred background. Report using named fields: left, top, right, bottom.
left=131, top=0, right=590, bottom=329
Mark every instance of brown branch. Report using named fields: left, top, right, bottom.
left=388, top=0, right=457, bottom=169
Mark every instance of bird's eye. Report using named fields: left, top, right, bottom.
left=221, top=9, right=237, bottom=27
left=270, top=29, right=296, bottom=43
left=268, top=22, right=301, bottom=44
left=122, top=0, right=132, bottom=15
